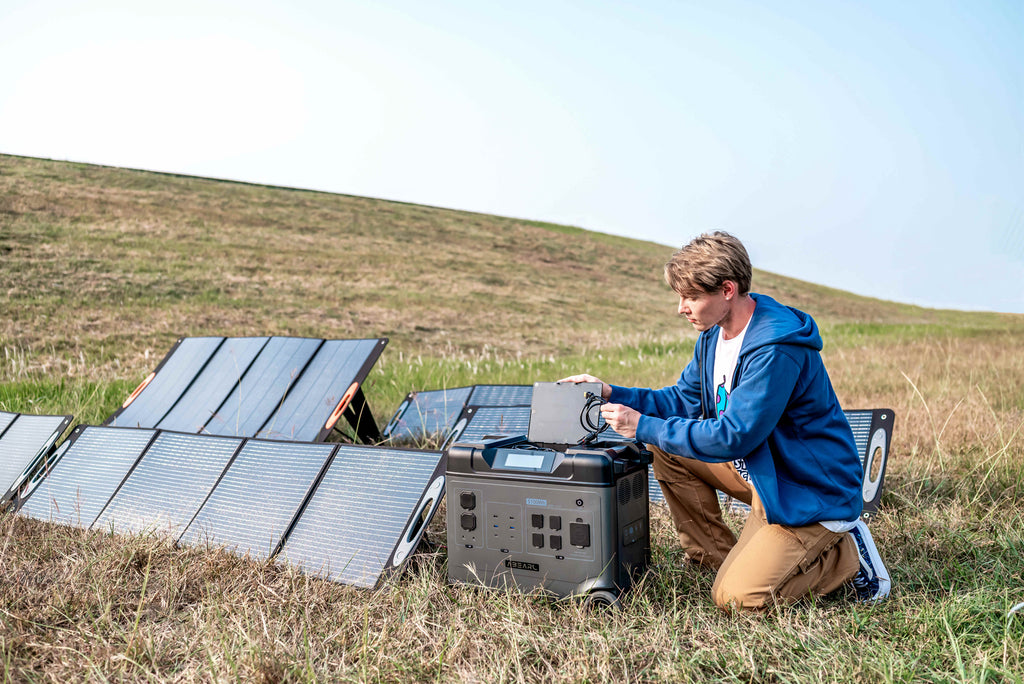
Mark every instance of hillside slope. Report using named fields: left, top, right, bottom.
left=1, top=154, right=1016, bottom=382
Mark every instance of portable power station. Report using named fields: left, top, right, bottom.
left=445, top=432, right=651, bottom=605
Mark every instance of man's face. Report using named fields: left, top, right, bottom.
left=677, top=289, right=729, bottom=332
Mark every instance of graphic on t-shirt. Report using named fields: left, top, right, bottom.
left=715, top=374, right=728, bottom=416
left=715, top=372, right=751, bottom=482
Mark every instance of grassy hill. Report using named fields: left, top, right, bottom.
left=1, top=154, right=1023, bottom=682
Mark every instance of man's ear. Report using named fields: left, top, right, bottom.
left=722, top=280, right=737, bottom=301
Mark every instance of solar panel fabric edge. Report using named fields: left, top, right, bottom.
left=277, top=444, right=446, bottom=588
left=0, top=413, right=73, bottom=503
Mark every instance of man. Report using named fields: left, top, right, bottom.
left=562, top=231, right=889, bottom=611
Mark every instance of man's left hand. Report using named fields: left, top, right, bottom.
left=600, top=403, right=640, bottom=439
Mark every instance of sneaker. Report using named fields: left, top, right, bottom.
left=848, top=519, right=891, bottom=601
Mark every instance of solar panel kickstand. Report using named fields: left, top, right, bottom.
left=336, top=388, right=382, bottom=444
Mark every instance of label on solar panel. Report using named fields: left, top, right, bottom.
left=257, top=338, right=386, bottom=442
left=94, top=432, right=242, bottom=537
left=179, top=439, right=336, bottom=560
left=203, top=337, right=322, bottom=437
left=279, top=445, right=445, bottom=588
left=467, top=385, right=533, bottom=407
left=382, top=387, right=474, bottom=443
left=108, top=337, right=224, bottom=428
left=0, top=413, right=72, bottom=502
left=17, top=426, right=156, bottom=528
left=156, top=337, right=268, bottom=433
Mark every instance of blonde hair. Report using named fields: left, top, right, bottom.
left=664, top=231, right=752, bottom=297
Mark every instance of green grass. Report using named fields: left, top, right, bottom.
left=1, top=154, right=1023, bottom=682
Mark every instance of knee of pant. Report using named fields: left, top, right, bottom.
left=712, top=574, right=767, bottom=613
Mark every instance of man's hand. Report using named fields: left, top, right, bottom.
left=557, top=373, right=612, bottom=400
left=600, top=403, right=640, bottom=439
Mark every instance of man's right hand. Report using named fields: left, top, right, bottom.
left=556, top=374, right=612, bottom=401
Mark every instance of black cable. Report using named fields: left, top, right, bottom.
left=578, top=392, right=609, bottom=444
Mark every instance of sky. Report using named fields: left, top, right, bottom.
left=2, top=0, right=1022, bottom=313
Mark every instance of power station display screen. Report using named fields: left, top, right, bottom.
left=504, top=452, right=545, bottom=470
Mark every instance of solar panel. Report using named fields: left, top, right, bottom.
left=107, top=336, right=387, bottom=443
left=179, top=439, right=336, bottom=560
left=382, top=387, right=474, bottom=444
left=156, top=337, right=268, bottom=433
left=202, top=336, right=322, bottom=437
left=17, top=426, right=156, bottom=528
left=94, top=431, right=242, bottom=537
left=107, top=337, right=223, bottom=428
left=256, top=338, right=387, bottom=442
left=0, top=413, right=72, bottom=502
left=278, top=445, right=445, bottom=588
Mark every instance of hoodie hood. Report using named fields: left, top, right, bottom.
left=735, top=293, right=822, bottom=355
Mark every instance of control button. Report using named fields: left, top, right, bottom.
left=531, top=514, right=544, bottom=528
left=460, top=492, right=476, bottom=510
left=532, top=533, right=544, bottom=548
left=461, top=513, right=477, bottom=531
left=549, top=516, right=561, bottom=531
left=569, top=522, right=591, bottom=548
left=549, top=535, right=562, bottom=551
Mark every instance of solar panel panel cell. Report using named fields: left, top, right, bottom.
left=0, top=412, right=17, bottom=438
left=279, top=446, right=444, bottom=588
left=110, top=337, right=224, bottom=428
left=467, top=385, right=533, bottom=407
left=94, top=432, right=242, bottom=537
left=258, top=339, right=385, bottom=442
left=202, top=337, right=322, bottom=437
left=179, top=440, right=336, bottom=559
left=0, top=414, right=71, bottom=500
left=18, top=426, right=157, bottom=528
left=156, top=337, right=268, bottom=433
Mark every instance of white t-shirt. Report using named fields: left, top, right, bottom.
left=711, top=321, right=857, bottom=534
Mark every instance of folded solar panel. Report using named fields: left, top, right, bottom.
left=106, top=336, right=387, bottom=443
left=94, top=431, right=243, bottom=537
left=0, top=412, right=73, bottom=503
left=179, top=439, right=337, bottom=560
left=16, top=426, right=156, bottom=528
left=278, top=445, right=445, bottom=588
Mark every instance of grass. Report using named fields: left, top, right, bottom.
left=1, top=154, right=1023, bottom=681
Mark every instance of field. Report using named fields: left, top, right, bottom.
left=1, top=154, right=1023, bottom=682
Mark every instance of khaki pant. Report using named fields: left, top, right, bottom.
left=650, top=445, right=859, bottom=611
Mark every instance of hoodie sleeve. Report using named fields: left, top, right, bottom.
left=607, top=342, right=704, bottom=421
left=634, top=345, right=802, bottom=462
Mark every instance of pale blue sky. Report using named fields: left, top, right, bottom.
left=2, top=0, right=1021, bottom=312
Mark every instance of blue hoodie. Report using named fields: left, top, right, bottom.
left=610, top=293, right=863, bottom=527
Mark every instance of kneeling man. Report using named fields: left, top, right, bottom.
left=563, top=231, right=889, bottom=611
